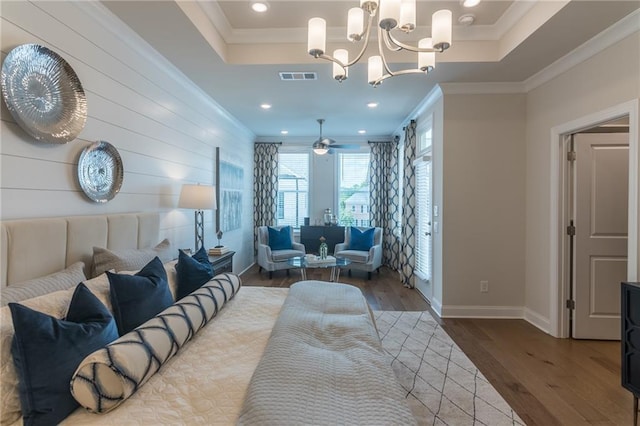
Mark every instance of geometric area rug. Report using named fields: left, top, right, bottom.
left=374, top=311, right=526, bottom=426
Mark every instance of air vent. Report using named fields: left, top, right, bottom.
left=279, top=72, right=317, bottom=81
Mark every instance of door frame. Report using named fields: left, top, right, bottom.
left=550, top=99, right=639, bottom=338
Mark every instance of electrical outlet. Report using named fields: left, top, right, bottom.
left=480, top=280, right=489, bottom=293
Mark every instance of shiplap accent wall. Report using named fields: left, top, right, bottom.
left=0, top=1, right=256, bottom=272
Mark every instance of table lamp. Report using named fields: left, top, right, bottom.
left=178, top=184, right=216, bottom=251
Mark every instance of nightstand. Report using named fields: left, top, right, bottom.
left=208, top=251, right=235, bottom=275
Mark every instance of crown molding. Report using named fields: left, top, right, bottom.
left=524, top=8, right=640, bottom=92
left=439, top=82, right=526, bottom=94
left=72, top=1, right=253, bottom=140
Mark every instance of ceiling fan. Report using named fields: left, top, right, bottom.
left=312, top=119, right=359, bottom=155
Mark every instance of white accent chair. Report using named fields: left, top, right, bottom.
left=334, top=227, right=383, bottom=280
left=256, top=226, right=306, bottom=279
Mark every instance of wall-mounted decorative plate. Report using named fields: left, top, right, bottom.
left=1, top=44, right=87, bottom=144
left=78, top=141, right=123, bottom=203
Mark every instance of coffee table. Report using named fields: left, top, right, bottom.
left=287, top=255, right=352, bottom=282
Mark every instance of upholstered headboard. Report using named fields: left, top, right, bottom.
left=0, top=213, right=160, bottom=288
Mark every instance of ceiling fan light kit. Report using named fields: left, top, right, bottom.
left=312, top=119, right=360, bottom=155
left=307, top=0, right=452, bottom=87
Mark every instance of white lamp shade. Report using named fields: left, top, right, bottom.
left=308, top=17, right=326, bottom=56
left=432, top=9, right=452, bottom=50
left=368, top=55, right=383, bottom=84
left=347, top=7, right=364, bottom=41
left=379, top=0, right=400, bottom=29
left=418, top=38, right=435, bottom=71
left=333, top=49, right=349, bottom=80
left=399, top=0, right=416, bottom=31
left=178, top=184, right=216, bottom=210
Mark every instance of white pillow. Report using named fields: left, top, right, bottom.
left=91, top=239, right=173, bottom=277
left=0, top=262, right=86, bottom=306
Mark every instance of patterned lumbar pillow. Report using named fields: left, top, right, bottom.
left=9, top=283, right=118, bottom=425
left=348, top=227, right=375, bottom=251
left=268, top=226, right=292, bottom=250
left=175, top=247, right=214, bottom=300
left=107, top=257, right=173, bottom=336
left=92, top=239, right=172, bottom=277
left=70, top=273, right=242, bottom=413
left=0, top=261, right=86, bottom=306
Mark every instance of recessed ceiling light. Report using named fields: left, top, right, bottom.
left=280, top=130, right=288, bottom=135
left=367, top=102, right=378, bottom=108
left=458, top=14, right=475, bottom=26
left=260, top=103, right=271, bottom=110
left=358, top=130, right=366, bottom=134
left=461, top=0, right=481, bottom=7
left=251, top=2, right=269, bottom=13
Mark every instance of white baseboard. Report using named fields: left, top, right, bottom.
left=430, top=298, right=443, bottom=318
left=439, top=305, right=524, bottom=319
left=523, top=307, right=551, bottom=334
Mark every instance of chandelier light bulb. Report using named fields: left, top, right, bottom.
left=333, top=49, right=349, bottom=81
left=368, top=56, right=383, bottom=85
left=432, top=10, right=452, bottom=50
left=399, top=0, right=416, bottom=32
left=418, top=38, right=435, bottom=72
left=308, top=17, right=326, bottom=57
left=379, top=0, right=400, bottom=30
left=347, top=7, right=364, bottom=41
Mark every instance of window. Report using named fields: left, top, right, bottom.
left=338, top=153, right=370, bottom=227
left=277, top=153, right=309, bottom=228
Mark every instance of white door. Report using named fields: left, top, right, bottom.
left=573, top=133, right=629, bottom=339
left=415, top=155, right=433, bottom=302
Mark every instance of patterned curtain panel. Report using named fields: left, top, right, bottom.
left=400, top=121, right=417, bottom=288
left=368, top=140, right=400, bottom=270
left=253, top=143, right=279, bottom=254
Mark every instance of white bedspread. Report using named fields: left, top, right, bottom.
left=55, top=286, right=288, bottom=426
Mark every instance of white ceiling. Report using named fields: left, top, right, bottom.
left=102, top=1, right=639, bottom=141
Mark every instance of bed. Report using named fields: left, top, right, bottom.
left=0, top=213, right=415, bottom=425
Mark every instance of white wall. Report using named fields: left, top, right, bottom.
left=440, top=93, right=527, bottom=316
left=524, top=31, right=640, bottom=327
left=0, top=1, right=256, bottom=272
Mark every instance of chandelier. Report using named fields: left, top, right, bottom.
left=307, top=0, right=453, bottom=87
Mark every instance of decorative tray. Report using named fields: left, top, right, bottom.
left=1, top=44, right=87, bottom=143
left=77, top=141, right=123, bottom=203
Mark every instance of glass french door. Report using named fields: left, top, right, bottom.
left=415, top=154, right=432, bottom=302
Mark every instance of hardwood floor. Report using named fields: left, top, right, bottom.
left=240, top=265, right=428, bottom=311
left=240, top=265, right=630, bottom=425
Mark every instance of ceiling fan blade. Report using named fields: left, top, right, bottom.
left=329, top=144, right=360, bottom=150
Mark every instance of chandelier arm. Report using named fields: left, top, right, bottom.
left=386, top=31, right=444, bottom=53
left=344, top=12, right=376, bottom=67
left=382, top=30, right=402, bottom=52
left=372, top=68, right=426, bottom=87
left=378, top=27, right=395, bottom=76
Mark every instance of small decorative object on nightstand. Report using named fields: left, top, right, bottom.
left=215, top=230, right=223, bottom=248
left=208, top=250, right=234, bottom=275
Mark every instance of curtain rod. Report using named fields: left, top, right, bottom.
left=254, top=141, right=283, bottom=145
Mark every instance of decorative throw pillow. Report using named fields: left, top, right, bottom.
left=175, top=247, right=214, bottom=300
left=9, top=283, right=118, bottom=426
left=91, top=239, right=172, bottom=277
left=71, top=273, right=242, bottom=414
left=268, top=226, right=292, bottom=250
left=0, top=261, right=86, bottom=306
left=107, top=257, right=173, bottom=335
left=348, top=227, right=375, bottom=251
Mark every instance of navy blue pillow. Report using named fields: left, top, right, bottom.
left=348, top=227, right=375, bottom=251
left=268, top=226, right=292, bottom=250
left=107, top=256, right=173, bottom=335
left=9, top=283, right=118, bottom=426
left=175, top=247, right=214, bottom=300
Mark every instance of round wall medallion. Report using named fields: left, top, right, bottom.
left=78, top=141, right=123, bottom=203
left=1, top=44, right=87, bottom=143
